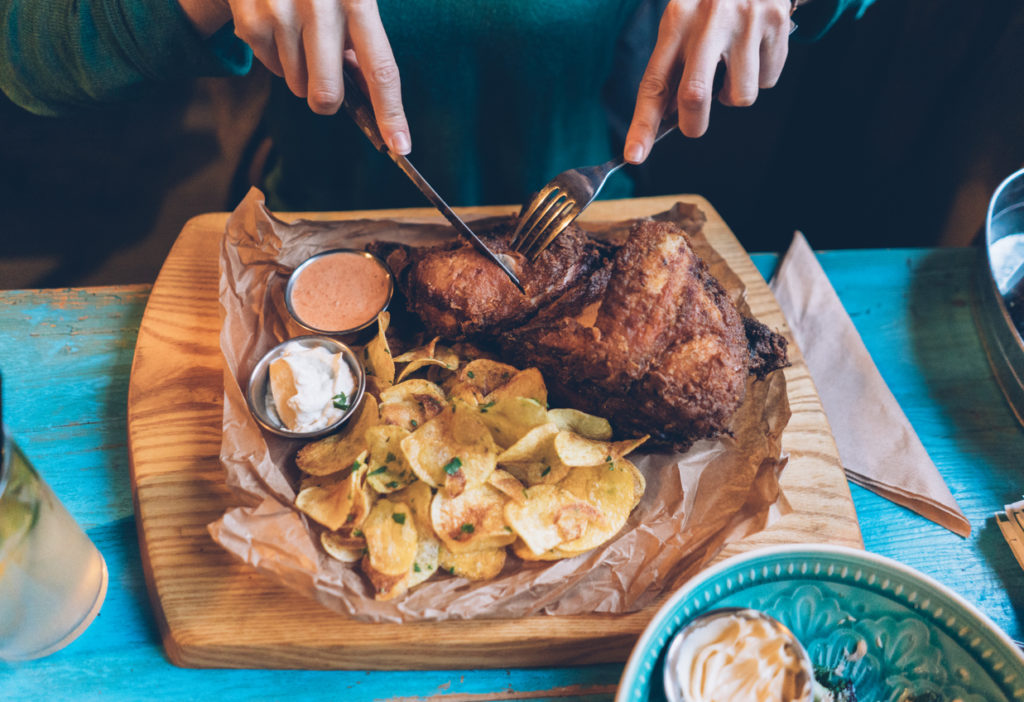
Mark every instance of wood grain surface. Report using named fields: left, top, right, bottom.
left=126, top=195, right=862, bottom=670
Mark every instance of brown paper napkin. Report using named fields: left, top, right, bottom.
left=770, top=232, right=971, bottom=537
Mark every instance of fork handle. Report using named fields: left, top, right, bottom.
left=604, top=118, right=678, bottom=177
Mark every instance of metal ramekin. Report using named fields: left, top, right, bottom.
left=246, top=335, right=366, bottom=439
left=284, top=249, right=394, bottom=345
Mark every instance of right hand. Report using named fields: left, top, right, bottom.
left=180, top=0, right=411, bottom=154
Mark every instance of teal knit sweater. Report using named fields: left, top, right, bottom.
left=0, top=0, right=874, bottom=211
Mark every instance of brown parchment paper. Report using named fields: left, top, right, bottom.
left=208, top=188, right=792, bottom=623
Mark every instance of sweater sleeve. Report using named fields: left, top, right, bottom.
left=0, top=0, right=252, bottom=116
left=793, top=0, right=877, bottom=41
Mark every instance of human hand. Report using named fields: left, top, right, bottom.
left=179, top=0, right=410, bottom=154
left=624, top=0, right=792, bottom=163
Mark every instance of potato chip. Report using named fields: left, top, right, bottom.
left=346, top=458, right=374, bottom=530
left=402, top=404, right=498, bottom=496
left=363, top=311, right=395, bottom=384
left=438, top=544, right=506, bottom=580
left=364, top=374, right=392, bottom=400
left=503, top=484, right=605, bottom=557
left=379, top=378, right=447, bottom=432
left=448, top=359, right=518, bottom=402
left=619, top=457, right=646, bottom=510
left=320, top=530, right=365, bottom=563
left=296, top=395, right=380, bottom=476
left=364, top=424, right=416, bottom=494
left=552, top=431, right=648, bottom=468
left=484, top=367, right=547, bottom=407
left=476, top=396, right=550, bottom=449
left=431, top=483, right=515, bottom=554
left=554, top=459, right=638, bottom=554
left=295, top=450, right=370, bottom=531
left=361, top=555, right=409, bottom=601
left=495, top=422, right=569, bottom=485
left=486, top=469, right=527, bottom=504
left=394, top=337, right=460, bottom=382
left=547, top=408, right=613, bottom=441
left=510, top=538, right=573, bottom=562
left=407, top=534, right=440, bottom=588
left=389, top=480, right=435, bottom=536
left=496, top=422, right=559, bottom=465
left=362, top=498, right=417, bottom=576
left=295, top=471, right=357, bottom=532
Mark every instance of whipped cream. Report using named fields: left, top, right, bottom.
left=667, top=611, right=812, bottom=702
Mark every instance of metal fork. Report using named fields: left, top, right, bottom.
left=510, top=119, right=677, bottom=259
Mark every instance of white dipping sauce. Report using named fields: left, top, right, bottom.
left=667, top=611, right=811, bottom=702
left=267, top=343, right=355, bottom=432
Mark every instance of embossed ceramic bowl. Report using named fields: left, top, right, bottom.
left=617, top=544, right=1024, bottom=702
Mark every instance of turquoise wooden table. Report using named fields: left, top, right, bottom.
left=1, top=247, right=1023, bottom=700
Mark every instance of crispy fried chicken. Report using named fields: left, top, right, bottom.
left=375, top=214, right=787, bottom=450
left=501, top=219, right=788, bottom=449
left=373, top=219, right=606, bottom=339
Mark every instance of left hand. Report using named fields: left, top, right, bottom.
left=624, top=0, right=793, bottom=162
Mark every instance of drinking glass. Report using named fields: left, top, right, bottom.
left=0, top=432, right=108, bottom=661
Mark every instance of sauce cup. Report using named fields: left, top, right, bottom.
left=663, top=607, right=814, bottom=702
left=284, top=249, right=394, bottom=345
left=246, top=336, right=366, bottom=439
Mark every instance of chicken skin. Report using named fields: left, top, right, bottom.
left=501, top=219, right=788, bottom=449
left=374, top=218, right=605, bottom=339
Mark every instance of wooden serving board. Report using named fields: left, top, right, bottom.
left=127, top=195, right=861, bottom=670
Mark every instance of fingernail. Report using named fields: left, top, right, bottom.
left=625, top=142, right=645, bottom=163
left=391, top=131, right=411, bottom=155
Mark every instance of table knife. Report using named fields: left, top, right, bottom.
left=340, top=68, right=525, bottom=293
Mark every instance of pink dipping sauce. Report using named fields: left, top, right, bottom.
left=289, top=252, right=391, bottom=332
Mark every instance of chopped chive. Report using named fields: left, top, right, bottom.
left=413, top=562, right=421, bottom=573
left=410, top=419, right=418, bottom=428
left=332, top=392, right=350, bottom=410
left=369, top=465, right=388, bottom=475
left=443, top=457, right=463, bottom=475
left=479, top=400, right=496, bottom=413
left=353, top=529, right=363, bottom=538
left=504, top=526, right=513, bottom=533
left=385, top=452, right=397, bottom=463
left=460, top=523, right=475, bottom=533
left=392, top=512, right=407, bottom=525
left=467, top=370, right=475, bottom=379
left=541, top=465, right=551, bottom=477
left=386, top=480, right=399, bottom=488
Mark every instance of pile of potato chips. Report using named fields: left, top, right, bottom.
left=293, top=313, right=648, bottom=600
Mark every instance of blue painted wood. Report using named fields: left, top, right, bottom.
left=752, top=247, right=1024, bottom=644
left=3, top=247, right=1024, bottom=700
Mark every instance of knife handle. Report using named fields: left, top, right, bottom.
left=341, top=67, right=388, bottom=153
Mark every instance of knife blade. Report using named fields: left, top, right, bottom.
left=340, top=68, right=525, bottom=293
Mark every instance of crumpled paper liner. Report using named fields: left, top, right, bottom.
left=208, top=188, right=792, bottom=623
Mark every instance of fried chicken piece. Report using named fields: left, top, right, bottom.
left=373, top=218, right=605, bottom=339
left=502, top=219, right=788, bottom=449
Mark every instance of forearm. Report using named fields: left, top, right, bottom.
left=0, top=0, right=251, bottom=116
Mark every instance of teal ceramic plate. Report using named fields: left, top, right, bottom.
left=618, top=545, right=1024, bottom=702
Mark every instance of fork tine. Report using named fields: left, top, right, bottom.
left=518, top=196, right=574, bottom=255
left=525, top=204, right=579, bottom=260
left=511, top=186, right=562, bottom=249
